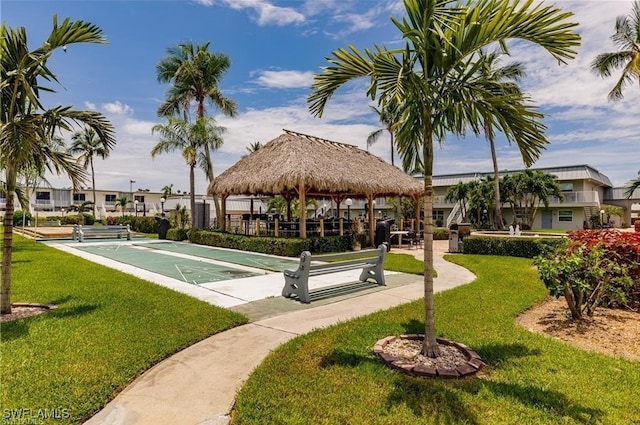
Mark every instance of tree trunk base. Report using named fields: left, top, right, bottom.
left=374, top=335, right=485, bottom=379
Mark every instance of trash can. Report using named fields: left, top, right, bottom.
left=375, top=219, right=393, bottom=251
left=157, top=216, right=170, bottom=240
left=449, top=230, right=459, bottom=253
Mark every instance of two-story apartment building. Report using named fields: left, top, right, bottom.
left=432, top=164, right=639, bottom=230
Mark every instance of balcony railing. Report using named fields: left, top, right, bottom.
left=548, top=191, right=599, bottom=205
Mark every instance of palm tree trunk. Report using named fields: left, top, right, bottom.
left=90, top=158, right=97, bottom=218
left=389, top=131, right=395, bottom=167
left=203, top=144, right=224, bottom=229
left=189, top=165, right=197, bottom=229
left=1, top=166, right=17, bottom=314
left=422, top=114, right=440, bottom=358
left=487, top=124, right=503, bottom=230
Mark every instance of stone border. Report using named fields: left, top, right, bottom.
left=373, top=334, right=485, bottom=379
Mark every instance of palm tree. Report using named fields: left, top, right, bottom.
left=468, top=50, right=546, bottom=230
left=115, top=195, right=129, bottom=217
left=156, top=41, right=237, bottom=229
left=367, top=102, right=401, bottom=166
left=151, top=116, right=224, bottom=229
left=308, top=0, right=580, bottom=357
left=444, top=181, right=470, bottom=223
left=69, top=127, right=112, bottom=217
left=1, top=17, right=115, bottom=315
left=161, top=184, right=173, bottom=198
left=242, top=141, right=263, bottom=158
left=591, top=1, right=640, bottom=101
left=624, top=170, right=640, bottom=198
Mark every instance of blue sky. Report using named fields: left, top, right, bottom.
left=3, top=0, right=638, bottom=194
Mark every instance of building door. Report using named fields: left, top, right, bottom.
left=541, top=209, right=552, bottom=229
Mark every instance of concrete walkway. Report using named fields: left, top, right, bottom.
left=85, top=240, right=475, bottom=425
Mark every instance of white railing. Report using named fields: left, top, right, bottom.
left=446, top=202, right=461, bottom=228
left=549, top=191, right=599, bottom=204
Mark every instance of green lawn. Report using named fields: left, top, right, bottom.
left=0, top=234, right=248, bottom=424
left=232, top=254, right=639, bottom=425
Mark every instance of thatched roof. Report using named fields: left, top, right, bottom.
left=209, top=129, right=423, bottom=199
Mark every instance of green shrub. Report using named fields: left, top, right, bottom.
left=59, top=213, right=95, bottom=225
left=433, top=227, right=449, bottom=240
left=535, top=243, right=634, bottom=319
left=536, top=230, right=640, bottom=312
left=12, top=210, right=32, bottom=226
left=463, top=235, right=566, bottom=258
left=125, top=216, right=158, bottom=233
left=189, top=230, right=352, bottom=256
left=167, top=228, right=188, bottom=241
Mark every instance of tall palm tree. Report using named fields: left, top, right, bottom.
left=156, top=41, right=237, bottom=229
left=308, top=0, right=580, bottom=357
left=151, top=116, right=224, bottom=229
left=591, top=1, right=640, bottom=101
left=367, top=102, right=401, bottom=166
left=1, top=17, right=115, bottom=315
left=69, top=127, right=112, bottom=217
left=465, top=50, right=547, bottom=230
left=624, top=170, right=640, bottom=198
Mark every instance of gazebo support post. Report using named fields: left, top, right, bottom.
left=299, top=183, right=307, bottom=239
left=413, top=196, right=421, bottom=233
left=221, top=195, right=228, bottom=231
left=367, top=195, right=375, bottom=247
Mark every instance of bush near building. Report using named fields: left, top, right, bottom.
left=535, top=230, right=640, bottom=318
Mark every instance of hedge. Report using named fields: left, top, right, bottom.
left=463, top=235, right=566, bottom=258
left=189, top=230, right=353, bottom=257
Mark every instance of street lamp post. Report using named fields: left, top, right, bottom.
left=130, top=179, right=136, bottom=213
left=345, top=198, right=352, bottom=223
left=202, top=195, right=207, bottom=228
left=160, top=197, right=165, bottom=214
left=600, top=209, right=605, bottom=228
left=134, top=200, right=139, bottom=217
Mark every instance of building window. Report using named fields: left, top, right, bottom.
left=36, top=191, right=51, bottom=200
left=558, top=210, right=573, bottom=222
left=73, top=193, right=86, bottom=202
left=105, top=194, right=116, bottom=203
left=559, top=183, right=574, bottom=192
left=432, top=210, right=444, bottom=226
left=134, top=195, right=145, bottom=203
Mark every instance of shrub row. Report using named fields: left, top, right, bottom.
left=462, top=235, right=566, bottom=258
left=189, top=230, right=353, bottom=257
left=114, top=216, right=159, bottom=233
left=167, top=228, right=189, bottom=242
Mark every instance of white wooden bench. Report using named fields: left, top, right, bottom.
left=72, top=224, right=132, bottom=242
left=282, top=244, right=387, bottom=303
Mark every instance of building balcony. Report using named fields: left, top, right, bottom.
left=547, top=191, right=599, bottom=206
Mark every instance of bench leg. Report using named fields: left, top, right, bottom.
left=282, top=274, right=311, bottom=303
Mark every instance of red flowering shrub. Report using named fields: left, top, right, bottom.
left=567, top=230, right=640, bottom=283
left=535, top=230, right=640, bottom=317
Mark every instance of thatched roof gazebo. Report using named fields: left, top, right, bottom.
left=209, top=129, right=423, bottom=242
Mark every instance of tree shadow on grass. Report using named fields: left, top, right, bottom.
left=0, top=302, right=99, bottom=342
left=49, top=303, right=99, bottom=319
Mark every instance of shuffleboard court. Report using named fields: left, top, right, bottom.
left=74, top=244, right=261, bottom=284
left=136, top=241, right=300, bottom=272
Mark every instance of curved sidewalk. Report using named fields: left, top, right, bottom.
left=85, top=240, right=475, bottom=425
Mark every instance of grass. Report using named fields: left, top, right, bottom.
left=0, top=233, right=248, bottom=424
left=232, top=254, right=640, bottom=425
left=385, top=252, right=434, bottom=276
